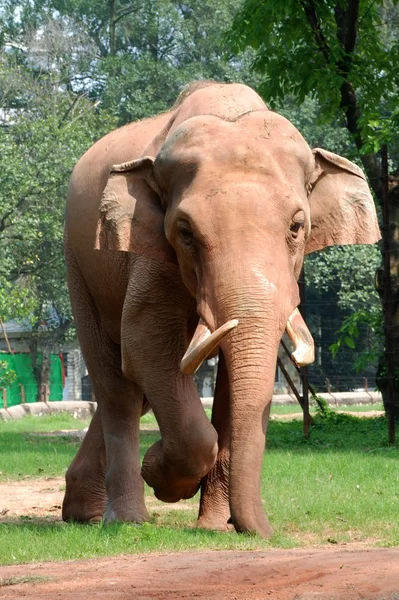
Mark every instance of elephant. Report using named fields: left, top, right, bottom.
left=62, top=81, right=380, bottom=537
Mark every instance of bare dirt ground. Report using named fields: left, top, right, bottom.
left=0, top=479, right=64, bottom=521
left=1, top=547, right=399, bottom=600
left=1, top=479, right=399, bottom=599
left=0, top=478, right=191, bottom=522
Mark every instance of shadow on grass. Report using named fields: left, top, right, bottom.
left=0, top=518, right=244, bottom=544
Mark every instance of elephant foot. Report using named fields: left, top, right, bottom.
left=196, top=515, right=233, bottom=532
left=62, top=488, right=106, bottom=524
left=230, top=509, right=274, bottom=538
left=141, top=438, right=217, bottom=503
left=62, top=471, right=107, bottom=524
left=103, top=493, right=150, bottom=524
left=153, top=478, right=201, bottom=503
left=63, top=408, right=107, bottom=524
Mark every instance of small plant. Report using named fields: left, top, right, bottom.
left=0, top=361, right=17, bottom=388
left=329, top=308, right=383, bottom=373
left=313, top=396, right=332, bottom=419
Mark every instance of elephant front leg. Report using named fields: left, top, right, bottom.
left=122, top=267, right=218, bottom=503
left=62, top=409, right=107, bottom=523
left=197, top=352, right=232, bottom=531
left=137, top=366, right=218, bottom=503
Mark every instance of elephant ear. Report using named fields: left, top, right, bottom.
left=305, top=148, right=381, bottom=255
left=95, top=157, right=177, bottom=264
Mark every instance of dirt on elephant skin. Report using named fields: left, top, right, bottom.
left=1, top=548, right=399, bottom=600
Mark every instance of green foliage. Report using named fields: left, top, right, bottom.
left=329, top=308, right=384, bottom=372
left=0, top=25, right=116, bottom=355
left=313, top=395, right=333, bottom=419
left=303, top=245, right=383, bottom=385
left=0, top=360, right=17, bottom=387
left=0, top=277, right=36, bottom=323
left=305, top=245, right=381, bottom=312
left=228, top=0, right=399, bottom=153
left=15, top=0, right=260, bottom=125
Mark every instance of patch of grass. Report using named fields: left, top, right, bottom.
left=0, top=520, right=277, bottom=565
left=0, top=575, right=53, bottom=587
left=0, top=412, right=398, bottom=564
left=0, top=414, right=89, bottom=481
left=0, top=432, right=82, bottom=481
left=0, top=427, right=159, bottom=481
left=1, top=413, right=91, bottom=434
left=143, top=403, right=385, bottom=423
left=270, top=402, right=384, bottom=415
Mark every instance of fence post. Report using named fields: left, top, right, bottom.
left=0, top=317, right=13, bottom=354
left=43, top=384, right=50, bottom=404
left=2, top=388, right=7, bottom=410
left=19, top=384, right=26, bottom=404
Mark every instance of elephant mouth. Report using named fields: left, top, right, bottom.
left=180, top=307, right=314, bottom=375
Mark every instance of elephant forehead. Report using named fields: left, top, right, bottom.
left=157, top=113, right=312, bottom=176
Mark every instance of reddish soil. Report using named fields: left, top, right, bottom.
left=1, top=548, right=399, bottom=599
left=0, top=479, right=64, bottom=521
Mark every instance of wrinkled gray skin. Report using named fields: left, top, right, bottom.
left=62, top=81, right=380, bottom=537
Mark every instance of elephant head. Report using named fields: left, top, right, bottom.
left=95, top=109, right=380, bottom=536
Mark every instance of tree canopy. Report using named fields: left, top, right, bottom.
left=229, top=0, right=399, bottom=409
left=229, top=0, right=399, bottom=176
left=0, top=0, right=394, bottom=400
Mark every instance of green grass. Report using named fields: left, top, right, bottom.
left=0, top=411, right=398, bottom=564
left=0, top=414, right=91, bottom=481
left=270, top=402, right=385, bottom=415
left=144, top=402, right=385, bottom=423
left=0, top=413, right=92, bottom=433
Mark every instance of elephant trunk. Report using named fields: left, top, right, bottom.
left=180, top=250, right=314, bottom=537
left=193, top=283, right=312, bottom=536
left=220, top=312, right=279, bottom=537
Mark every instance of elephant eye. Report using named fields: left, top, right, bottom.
left=290, top=212, right=305, bottom=238
left=177, top=219, right=194, bottom=247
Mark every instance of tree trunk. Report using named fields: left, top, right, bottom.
left=29, top=330, right=41, bottom=402
left=304, top=0, right=399, bottom=418
left=109, top=0, right=117, bottom=56
left=376, top=182, right=399, bottom=417
left=41, top=346, right=51, bottom=401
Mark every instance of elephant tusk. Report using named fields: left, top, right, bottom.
left=285, top=308, right=314, bottom=367
left=181, top=318, right=239, bottom=375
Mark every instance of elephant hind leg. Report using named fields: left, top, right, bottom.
left=63, top=251, right=149, bottom=525
left=63, top=409, right=106, bottom=523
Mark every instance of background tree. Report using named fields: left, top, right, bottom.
left=229, top=0, right=399, bottom=412
left=0, top=0, right=391, bottom=403
left=281, top=96, right=383, bottom=391
left=0, top=21, right=114, bottom=397
left=0, top=0, right=258, bottom=398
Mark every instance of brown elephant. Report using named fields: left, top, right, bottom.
left=62, top=81, right=380, bottom=537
